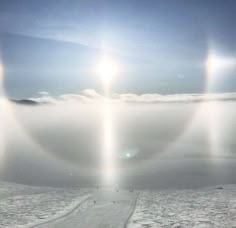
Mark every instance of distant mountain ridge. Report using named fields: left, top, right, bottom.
left=9, top=99, right=39, bottom=105
left=8, top=92, right=236, bottom=105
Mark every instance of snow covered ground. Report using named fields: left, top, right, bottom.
left=0, top=181, right=138, bottom=228
left=36, top=189, right=138, bottom=228
left=1, top=181, right=236, bottom=228
left=128, top=185, right=236, bottom=228
left=0, top=182, right=93, bottom=228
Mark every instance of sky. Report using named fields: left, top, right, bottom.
left=0, top=0, right=236, bottom=190
left=1, top=0, right=236, bottom=98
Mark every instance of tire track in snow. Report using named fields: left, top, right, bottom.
left=29, top=195, right=92, bottom=228
left=124, top=192, right=140, bottom=228
left=33, top=190, right=139, bottom=228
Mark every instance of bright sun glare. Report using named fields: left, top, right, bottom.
left=206, top=53, right=236, bottom=77
left=97, top=57, right=118, bottom=87
left=96, top=56, right=119, bottom=187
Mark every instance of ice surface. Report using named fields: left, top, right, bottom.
left=128, top=185, right=236, bottom=228
left=0, top=182, right=93, bottom=227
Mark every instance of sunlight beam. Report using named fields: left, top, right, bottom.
left=204, top=48, right=236, bottom=163
left=204, top=101, right=223, bottom=160
left=97, top=55, right=118, bottom=187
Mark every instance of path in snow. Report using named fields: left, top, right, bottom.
left=35, top=190, right=139, bottom=228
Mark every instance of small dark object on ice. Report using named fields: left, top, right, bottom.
left=215, top=187, right=224, bottom=190
left=93, top=200, right=96, bottom=204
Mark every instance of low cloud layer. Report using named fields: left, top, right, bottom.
left=27, top=90, right=236, bottom=105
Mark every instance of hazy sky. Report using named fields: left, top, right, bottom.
left=0, top=0, right=236, bottom=190
left=1, top=0, right=236, bottom=98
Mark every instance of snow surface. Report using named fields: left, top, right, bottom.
left=0, top=182, right=93, bottom=228
left=1, top=181, right=236, bottom=228
left=36, top=189, right=138, bottom=228
left=128, top=185, right=236, bottom=228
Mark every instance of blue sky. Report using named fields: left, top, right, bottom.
left=1, top=0, right=236, bottom=98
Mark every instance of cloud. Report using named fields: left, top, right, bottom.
left=30, top=95, right=57, bottom=104
left=120, top=92, right=236, bottom=103
left=21, top=90, right=236, bottom=105
left=38, top=91, right=49, bottom=96
left=81, top=89, right=102, bottom=99
left=59, top=94, right=91, bottom=103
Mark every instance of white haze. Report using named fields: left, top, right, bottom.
left=1, top=93, right=236, bottom=189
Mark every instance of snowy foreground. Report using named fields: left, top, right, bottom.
left=1, top=182, right=236, bottom=227
left=0, top=182, right=93, bottom=228
left=128, top=186, right=236, bottom=228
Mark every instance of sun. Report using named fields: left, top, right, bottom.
left=206, top=55, right=223, bottom=76
left=96, top=56, right=118, bottom=87
left=206, top=53, right=236, bottom=77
